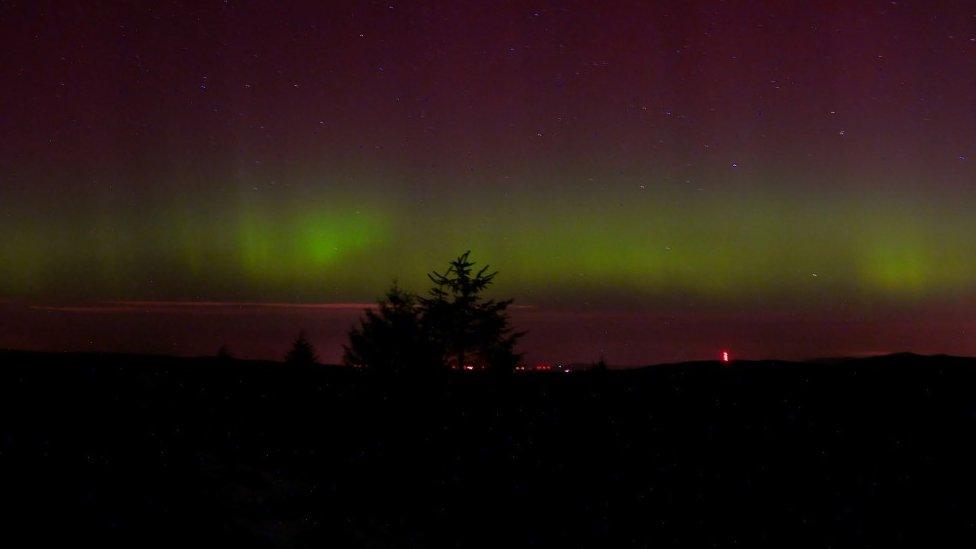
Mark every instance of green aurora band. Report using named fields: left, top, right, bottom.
left=3, top=173, right=975, bottom=308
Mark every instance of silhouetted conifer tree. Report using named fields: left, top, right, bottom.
left=343, top=283, right=439, bottom=374
left=285, top=331, right=318, bottom=366
left=344, top=252, right=524, bottom=374
left=420, top=251, right=523, bottom=372
left=216, top=344, right=234, bottom=361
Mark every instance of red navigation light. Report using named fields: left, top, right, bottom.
left=721, top=351, right=730, bottom=363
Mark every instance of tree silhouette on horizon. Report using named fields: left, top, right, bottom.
left=216, top=344, right=235, bottom=361
left=285, top=331, right=318, bottom=366
left=343, top=282, right=439, bottom=374
left=420, top=251, right=523, bottom=372
left=344, top=251, right=523, bottom=373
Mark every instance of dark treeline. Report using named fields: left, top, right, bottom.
left=277, top=252, right=610, bottom=374
left=285, top=251, right=524, bottom=373
left=3, top=350, right=976, bottom=547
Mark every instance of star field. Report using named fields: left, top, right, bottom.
left=2, top=1, right=975, bottom=362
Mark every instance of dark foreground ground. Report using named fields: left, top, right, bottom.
left=2, top=351, right=976, bottom=547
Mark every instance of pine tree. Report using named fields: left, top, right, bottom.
left=420, top=251, right=523, bottom=372
left=216, top=344, right=234, bottom=361
left=284, top=331, right=318, bottom=366
left=343, top=252, right=524, bottom=374
left=343, top=283, right=438, bottom=374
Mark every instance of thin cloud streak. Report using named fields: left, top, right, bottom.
left=31, top=301, right=379, bottom=314
left=111, top=301, right=378, bottom=310
left=29, top=301, right=537, bottom=314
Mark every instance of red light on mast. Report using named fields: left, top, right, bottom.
left=721, top=351, right=730, bottom=363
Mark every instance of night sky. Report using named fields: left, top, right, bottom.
left=2, top=1, right=976, bottom=364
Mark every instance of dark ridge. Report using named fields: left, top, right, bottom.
left=3, top=350, right=976, bottom=547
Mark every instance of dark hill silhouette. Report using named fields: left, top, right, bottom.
left=2, top=349, right=976, bottom=547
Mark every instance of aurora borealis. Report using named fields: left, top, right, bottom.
left=3, top=1, right=976, bottom=363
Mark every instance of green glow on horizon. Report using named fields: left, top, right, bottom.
left=3, top=173, right=976, bottom=307
left=235, top=204, right=389, bottom=282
